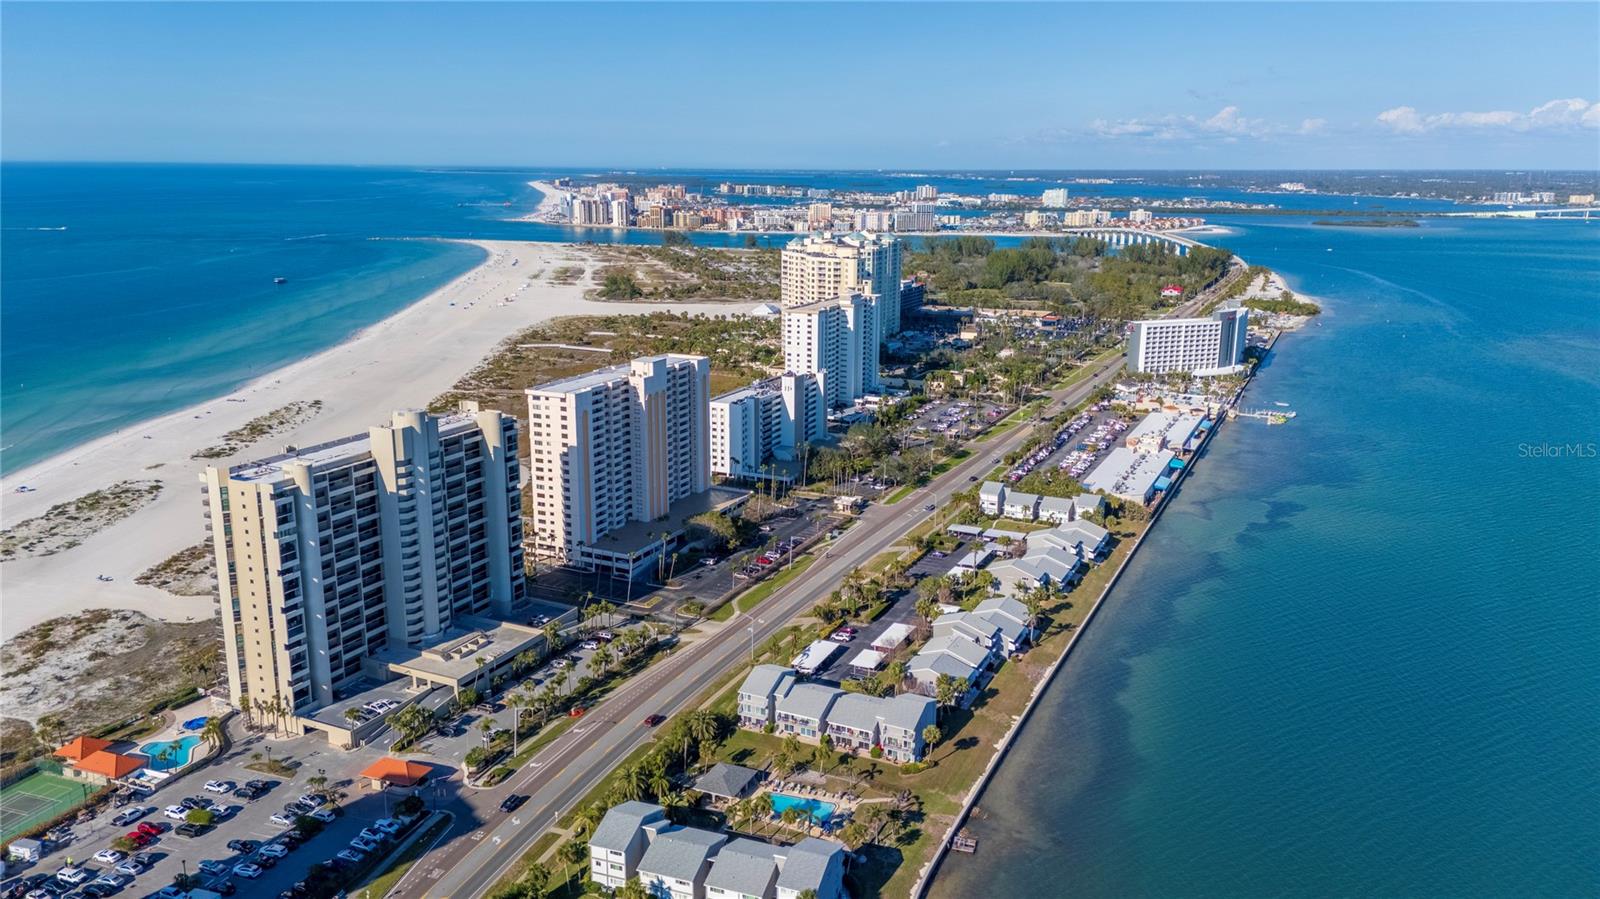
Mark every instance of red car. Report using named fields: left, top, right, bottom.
left=125, top=831, right=155, bottom=848
left=135, top=821, right=162, bottom=837
left=642, top=714, right=666, bottom=727
left=568, top=707, right=586, bottom=718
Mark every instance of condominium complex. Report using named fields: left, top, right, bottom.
left=201, top=404, right=525, bottom=718
left=782, top=293, right=879, bottom=407
left=525, top=354, right=712, bottom=576
left=1041, top=187, right=1071, bottom=208
left=1127, top=308, right=1250, bottom=375
left=779, top=232, right=903, bottom=336
left=709, top=373, right=826, bottom=480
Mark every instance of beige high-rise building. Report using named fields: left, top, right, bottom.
left=782, top=293, right=879, bottom=407
left=526, top=355, right=711, bottom=577
left=201, top=404, right=525, bottom=718
left=780, top=232, right=903, bottom=336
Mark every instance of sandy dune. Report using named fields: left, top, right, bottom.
left=0, top=240, right=740, bottom=639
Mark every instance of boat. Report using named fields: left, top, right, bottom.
left=273, top=276, right=288, bottom=284
left=1274, top=402, right=1290, bottom=407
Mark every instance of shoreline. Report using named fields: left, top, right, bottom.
left=912, top=330, right=1282, bottom=897
left=0, top=239, right=741, bottom=640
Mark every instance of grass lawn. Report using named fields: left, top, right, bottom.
left=708, top=556, right=817, bottom=622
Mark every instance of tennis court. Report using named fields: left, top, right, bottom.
left=0, top=770, right=91, bottom=842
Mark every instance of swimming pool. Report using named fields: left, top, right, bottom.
left=181, top=716, right=211, bottom=731
left=139, top=735, right=202, bottom=771
left=769, top=792, right=836, bottom=824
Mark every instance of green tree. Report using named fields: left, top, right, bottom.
left=935, top=673, right=963, bottom=713
left=921, top=724, right=943, bottom=755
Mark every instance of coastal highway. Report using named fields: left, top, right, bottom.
left=415, top=358, right=1130, bottom=898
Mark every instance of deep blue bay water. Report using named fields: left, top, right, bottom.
left=930, top=216, right=1600, bottom=898
left=3, top=165, right=1596, bottom=896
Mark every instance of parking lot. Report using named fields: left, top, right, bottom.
left=909, top=399, right=1010, bottom=442
left=1004, top=404, right=1129, bottom=486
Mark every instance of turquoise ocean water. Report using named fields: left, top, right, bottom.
left=930, top=216, right=1600, bottom=898
left=4, top=166, right=1596, bottom=895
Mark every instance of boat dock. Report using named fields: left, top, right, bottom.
left=1230, top=407, right=1297, bottom=424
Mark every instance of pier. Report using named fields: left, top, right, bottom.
left=1231, top=407, right=1297, bottom=423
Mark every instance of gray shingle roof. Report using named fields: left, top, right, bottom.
left=638, top=826, right=727, bottom=883
left=738, top=664, right=793, bottom=700
left=703, top=838, right=780, bottom=897
left=775, top=837, right=845, bottom=894
left=590, top=801, right=666, bottom=853
left=878, top=693, right=936, bottom=734
left=692, top=762, right=762, bottom=800
left=775, top=683, right=839, bottom=722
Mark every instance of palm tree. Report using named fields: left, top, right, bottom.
left=614, top=765, right=647, bottom=802
left=478, top=717, right=494, bottom=748
left=200, top=716, right=226, bottom=753
left=542, top=622, right=563, bottom=655
left=885, top=660, right=909, bottom=692
left=34, top=714, right=65, bottom=750
left=587, top=652, right=607, bottom=680
left=749, top=792, right=774, bottom=834
left=780, top=806, right=806, bottom=833
left=343, top=708, right=364, bottom=729
left=935, top=674, right=963, bottom=716
left=660, top=789, right=689, bottom=823
left=921, top=724, right=943, bottom=758
left=686, top=710, right=720, bottom=762
left=616, top=879, right=649, bottom=899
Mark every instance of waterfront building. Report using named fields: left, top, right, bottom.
left=638, top=207, right=670, bottom=229
left=854, top=209, right=894, bottom=232
left=899, top=278, right=925, bottom=318
left=1126, top=308, right=1250, bottom=375
left=1081, top=445, right=1177, bottom=504
left=893, top=209, right=938, bottom=232
left=914, top=184, right=939, bottom=200
left=782, top=293, right=879, bottom=407
left=780, top=232, right=903, bottom=335
left=572, top=196, right=610, bottom=225
left=1128, top=208, right=1154, bottom=224
left=608, top=198, right=631, bottom=227
left=806, top=202, right=834, bottom=228
left=736, top=666, right=936, bottom=763
left=201, top=404, right=526, bottom=719
left=709, top=373, right=825, bottom=480
left=525, top=354, right=714, bottom=577
left=1064, top=209, right=1112, bottom=227
left=592, top=802, right=848, bottom=899
left=1041, top=187, right=1071, bottom=208
left=1023, top=210, right=1060, bottom=230
left=983, top=528, right=1087, bottom=599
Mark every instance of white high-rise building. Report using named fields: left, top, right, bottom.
left=1128, top=208, right=1154, bottom=224
left=1127, top=308, right=1250, bottom=376
left=782, top=293, right=879, bottom=407
left=572, top=196, right=610, bottom=225
left=709, top=373, right=826, bottom=480
left=201, top=404, right=526, bottom=717
left=525, top=355, right=711, bottom=574
left=608, top=198, right=631, bottom=227
left=1041, top=188, right=1071, bottom=208
left=780, top=232, right=903, bottom=336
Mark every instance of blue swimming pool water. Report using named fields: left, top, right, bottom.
left=770, top=793, right=836, bottom=823
left=139, top=736, right=202, bottom=771
left=180, top=716, right=210, bottom=732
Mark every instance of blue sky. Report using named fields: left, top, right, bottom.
left=3, top=2, right=1597, bottom=169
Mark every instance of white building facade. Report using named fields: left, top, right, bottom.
left=709, top=373, right=826, bottom=480
left=1127, top=308, right=1250, bottom=375
left=782, top=294, right=879, bottom=407
left=525, top=355, right=711, bottom=570
left=780, top=232, right=904, bottom=336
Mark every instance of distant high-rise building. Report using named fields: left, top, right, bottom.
left=780, top=232, right=904, bottom=336
left=572, top=196, right=609, bottom=225
left=202, top=405, right=525, bottom=717
left=782, top=293, right=879, bottom=406
left=1127, top=209, right=1154, bottom=224
left=1041, top=188, right=1071, bottom=208
left=525, top=355, right=710, bottom=575
left=609, top=198, right=631, bottom=227
left=914, top=184, right=939, bottom=201
left=1127, top=309, right=1250, bottom=376
left=709, top=373, right=826, bottom=479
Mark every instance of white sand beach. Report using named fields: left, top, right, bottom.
left=521, top=180, right=569, bottom=223
left=0, top=240, right=738, bottom=639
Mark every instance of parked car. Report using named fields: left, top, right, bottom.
left=232, top=785, right=263, bottom=800
left=162, top=805, right=188, bottom=821
left=212, top=804, right=240, bottom=821
left=594, top=631, right=615, bottom=642
left=122, top=831, right=153, bottom=849
left=203, top=780, right=234, bottom=794
left=232, top=863, right=263, bottom=880
left=350, top=836, right=380, bottom=853
left=80, top=883, right=118, bottom=899
left=92, top=850, right=125, bottom=865
left=309, top=808, right=337, bottom=824
left=579, top=640, right=600, bottom=651
left=372, top=818, right=403, bottom=836
left=258, top=843, right=288, bottom=860
left=113, top=859, right=146, bottom=877
left=268, top=813, right=295, bottom=827
left=211, top=880, right=237, bottom=896
left=136, top=821, right=163, bottom=837
left=175, top=822, right=208, bottom=838
left=357, top=827, right=388, bottom=843
left=109, top=807, right=149, bottom=827
left=335, top=849, right=365, bottom=865
left=53, top=868, right=89, bottom=886
left=499, top=794, right=527, bottom=813
left=90, top=873, right=130, bottom=890
left=226, top=839, right=258, bottom=854
left=197, top=860, right=231, bottom=877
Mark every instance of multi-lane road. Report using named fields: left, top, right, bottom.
left=411, top=352, right=1131, bottom=898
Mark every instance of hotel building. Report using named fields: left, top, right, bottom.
left=782, top=293, right=879, bottom=407
left=1041, top=187, right=1071, bottom=208
left=201, top=404, right=526, bottom=719
left=1127, top=308, right=1250, bottom=376
left=525, top=354, right=713, bottom=577
left=780, top=232, right=903, bottom=336
left=709, top=373, right=826, bottom=480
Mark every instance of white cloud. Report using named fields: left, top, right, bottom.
left=1085, top=106, right=1282, bottom=142
left=1298, top=118, right=1328, bottom=135
left=1376, top=98, right=1600, bottom=133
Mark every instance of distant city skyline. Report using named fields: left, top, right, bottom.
left=2, top=2, right=1597, bottom=169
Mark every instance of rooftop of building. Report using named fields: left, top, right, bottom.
left=638, top=826, right=728, bottom=882
left=704, top=839, right=780, bottom=897
left=591, top=801, right=668, bottom=853
left=374, top=615, right=544, bottom=686
left=224, top=407, right=491, bottom=484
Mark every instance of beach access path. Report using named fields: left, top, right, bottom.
left=0, top=240, right=739, bottom=639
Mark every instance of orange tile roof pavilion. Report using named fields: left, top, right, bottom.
left=75, top=750, right=145, bottom=778
left=54, top=735, right=113, bottom=761
left=359, top=757, right=433, bottom=787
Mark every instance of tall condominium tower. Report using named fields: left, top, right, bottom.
left=525, top=354, right=711, bottom=573
left=782, top=293, right=879, bottom=407
left=780, top=232, right=903, bottom=336
left=709, top=372, right=826, bottom=479
left=201, top=404, right=525, bottom=716
left=1127, top=308, right=1251, bottom=376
